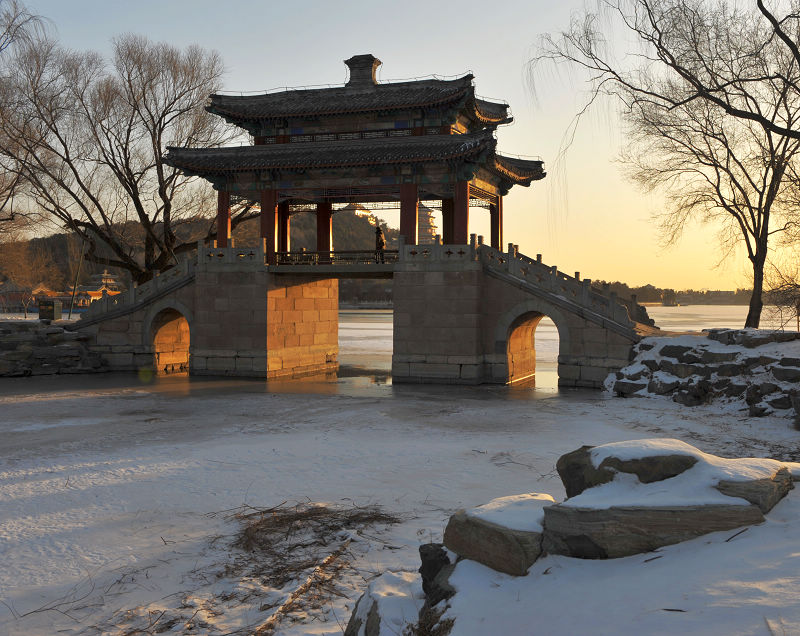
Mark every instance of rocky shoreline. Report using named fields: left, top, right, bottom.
left=0, top=320, right=105, bottom=377
left=610, top=329, right=800, bottom=424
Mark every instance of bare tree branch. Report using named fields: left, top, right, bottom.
left=534, top=0, right=800, bottom=327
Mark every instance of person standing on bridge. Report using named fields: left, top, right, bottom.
left=375, top=225, right=386, bottom=263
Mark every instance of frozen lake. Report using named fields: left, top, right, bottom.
left=0, top=304, right=786, bottom=394
left=1, top=304, right=799, bottom=635
left=338, top=304, right=782, bottom=390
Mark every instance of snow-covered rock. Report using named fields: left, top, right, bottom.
left=542, top=439, right=795, bottom=559
left=443, top=493, right=554, bottom=576
left=609, top=331, right=800, bottom=422
left=344, top=570, right=425, bottom=636
left=556, top=444, right=698, bottom=498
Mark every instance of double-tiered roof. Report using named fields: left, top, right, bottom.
left=164, top=54, right=544, bottom=202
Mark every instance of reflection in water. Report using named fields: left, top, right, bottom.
left=336, top=309, right=561, bottom=397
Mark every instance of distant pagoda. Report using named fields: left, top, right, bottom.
left=417, top=205, right=438, bottom=244
left=164, top=54, right=545, bottom=264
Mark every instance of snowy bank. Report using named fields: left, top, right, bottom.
left=607, top=329, right=800, bottom=422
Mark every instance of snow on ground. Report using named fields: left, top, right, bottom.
left=1, top=373, right=800, bottom=634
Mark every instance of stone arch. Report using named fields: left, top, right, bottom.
left=143, top=299, right=194, bottom=374
left=493, top=299, right=571, bottom=385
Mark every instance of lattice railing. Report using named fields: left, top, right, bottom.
left=276, top=250, right=400, bottom=265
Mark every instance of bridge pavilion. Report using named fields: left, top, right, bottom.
left=164, top=54, right=545, bottom=263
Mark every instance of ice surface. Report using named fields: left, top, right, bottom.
left=1, top=320, right=799, bottom=635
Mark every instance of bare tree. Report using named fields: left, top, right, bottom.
left=0, top=33, right=250, bottom=284
left=535, top=0, right=800, bottom=327
left=622, top=74, right=800, bottom=327
left=0, top=0, right=42, bottom=227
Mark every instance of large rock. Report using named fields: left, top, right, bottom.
left=443, top=493, right=553, bottom=576
left=613, top=379, right=647, bottom=396
left=658, top=344, right=692, bottom=359
left=541, top=503, right=764, bottom=559
left=706, top=329, right=800, bottom=348
left=546, top=440, right=794, bottom=559
left=672, top=379, right=711, bottom=406
left=556, top=446, right=614, bottom=497
left=716, top=467, right=793, bottom=513
left=344, top=571, right=424, bottom=636
left=772, top=366, right=800, bottom=382
left=556, top=445, right=697, bottom=498
left=648, top=375, right=679, bottom=395
left=418, top=544, right=454, bottom=607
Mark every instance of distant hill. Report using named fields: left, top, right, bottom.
left=1, top=209, right=397, bottom=302
left=232, top=208, right=398, bottom=251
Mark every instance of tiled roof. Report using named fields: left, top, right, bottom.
left=206, top=75, right=472, bottom=121
left=207, top=76, right=511, bottom=129
left=472, top=98, right=512, bottom=125
left=164, top=131, right=497, bottom=173
left=494, top=155, right=546, bottom=184
left=208, top=76, right=475, bottom=121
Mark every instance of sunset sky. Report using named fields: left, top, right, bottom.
left=24, top=0, right=776, bottom=290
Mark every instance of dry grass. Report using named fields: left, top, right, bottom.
left=78, top=501, right=404, bottom=635
left=228, top=501, right=402, bottom=588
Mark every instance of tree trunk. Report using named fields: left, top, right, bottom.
left=745, top=258, right=765, bottom=328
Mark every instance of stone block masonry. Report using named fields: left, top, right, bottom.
left=392, top=243, right=639, bottom=387
left=266, top=275, right=338, bottom=379
left=70, top=246, right=339, bottom=380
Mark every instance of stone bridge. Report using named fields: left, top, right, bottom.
left=69, top=240, right=652, bottom=388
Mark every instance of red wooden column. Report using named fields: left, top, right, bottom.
left=277, top=201, right=291, bottom=253
left=399, top=183, right=419, bottom=245
left=441, top=198, right=454, bottom=244
left=260, top=189, right=278, bottom=265
left=316, top=201, right=332, bottom=261
left=453, top=181, right=470, bottom=244
left=216, top=190, right=231, bottom=248
left=490, top=195, right=503, bottom=250
left=440, top=198, right=454, bottom=244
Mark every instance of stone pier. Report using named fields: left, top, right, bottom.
left=391, top=242, right=639, bottom=387
left=75, top=245, right=338, bottom=379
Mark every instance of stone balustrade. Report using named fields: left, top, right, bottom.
left=478, top=244, right=634, bottom=327
left=402, top=239, right=637, bottom=329
left=82, top=257, right=196, bottom=320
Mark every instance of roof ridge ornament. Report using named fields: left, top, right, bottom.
left=344, top=54, right=381, bottom=88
